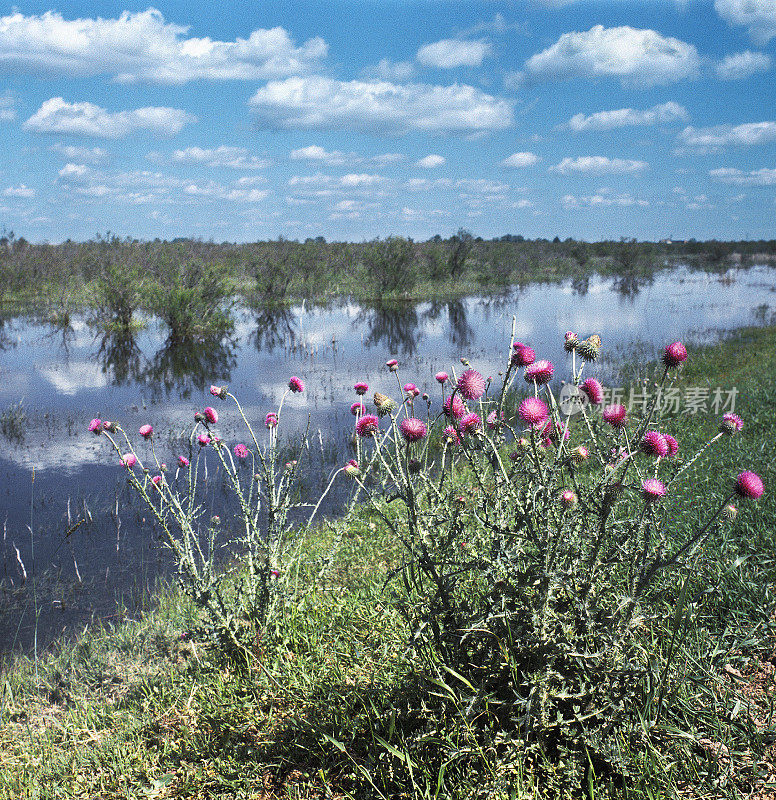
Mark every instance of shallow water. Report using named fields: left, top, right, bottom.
left=0, top=265, right=773, bottom=655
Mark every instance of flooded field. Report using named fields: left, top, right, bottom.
left=1, top=265, right=774, bottom=655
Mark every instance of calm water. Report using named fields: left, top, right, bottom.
left=1, top=265, right=774, bottom=655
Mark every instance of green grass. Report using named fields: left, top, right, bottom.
left=2, top=327, right=776, bottom=799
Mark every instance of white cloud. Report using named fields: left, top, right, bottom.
left=710, top=166, right=776, bottom=185
left=715, top=0, right=776, bottom=44
left=551, top=156, right=648, bottom=175
left=3, top=184, right=35, bottom=198
left=566, top=101, right=688, bottom=131
left=0, top=9, right=327, bottom=84
left=0, top=92, right=15, bottom=121
left=417, top=154, right=445, bottom=168
left=501, top=151, right=540, bottom=168
left=715, top=50, right=772, bottom=79
left=25, top=98, right=195, bottom=138
left=416, top=38, right=492, bottom=69
left=523, top=25, right=700, bottom=87
left=172, top=146, right=269, bottom=169
left=248, top=76, right=514, bottom=136
left=290, top=145, right=348, bottom=166
left=364, top=59, right=415, bottom=82
left=50, top=143, right=109, bottom=163
left=678, top=121, right=776, bottom=151
left=184, top=182, right=269, bottom=201
left=563, top=191, right=649, bottom=208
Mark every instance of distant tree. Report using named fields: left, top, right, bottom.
left=447, top=228, right=473, bottom=278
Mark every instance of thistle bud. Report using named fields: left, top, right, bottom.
left=576, top=335, right=601, bottom=362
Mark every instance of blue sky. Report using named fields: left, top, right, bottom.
left=1, top=0, right=775, bottom=243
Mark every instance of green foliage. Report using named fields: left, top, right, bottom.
left=148, top=258, right=234, bottom=341
left=361, top=235, right=417, bottom=295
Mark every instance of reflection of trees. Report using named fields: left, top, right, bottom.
left=250, top=306, right=298, bottom=353
left=359, top=301, right=420, bottom=356
left=425, top=301, right=473, bottom=351
left=571, top=276, right=590, bottom=296
left=143, top=336, right=237, bottom=399
left=95, top=329, right=144, bottom=386
left=612, top=272, right=651, bottom=300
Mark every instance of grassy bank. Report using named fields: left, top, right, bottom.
left=1, top=327, right=775, bottom=799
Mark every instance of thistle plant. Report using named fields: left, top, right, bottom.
left=90, top=376, right=343, bottom=664
left=343, top=327, right=765, bottom=782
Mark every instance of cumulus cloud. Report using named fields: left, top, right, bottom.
left=563, top=191, right=649, bottom=208
left=715, top=50, right=771, bottom=79
left=290, top=145, right=348, bottom=166
left=57, top=162, right=186, bottom=202
left=678, top=121, right=776, bottom=151
left=523, top=25, right=700, bottom=87
left=172, top=146, right=269, bottom=169
left=183, top=182, right=269, bottom=201
left=501, top=151, right=541, bottom=168
left=24, top=98, right=195, bottom=138
left=416, top=154, right=446, bottom=168
left=710, top=166, right=776, bottom=185
left=248, top=76, right=514, bottom=136
left=0, top=92, right=15, bottom=121
left=50, top=143, right=109, bottom=163
left=416, top=38, right=492, bottom=69
left=714, top=0, right=776, bottom=44
left=3, top=184, right=35, bottom=198
left=551, top=156, right=648, bottom=174
left=363, top=59, right=415, bottom=82
left=0, top=9, right=327, bottom=84
left=566, top=101, right=688, bottom=131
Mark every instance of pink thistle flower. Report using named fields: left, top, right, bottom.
left=288, top=376, right=304, bottom=393
left=351, top=401, right=366, bottom=416
left=265, top=412, right=278, bottom=429
left=435, top=371, right=449, bottom=384
left=151, top=475, right=162, bottom=486
left=571, top=446, right=589, bottom=464
left=663, top=434, right=679, bottom=457
left=560, top=489, right=577, bottom=507
left=518, top=397, right=549, bottom=428
left=457, top=369, right=486, bottom=401
left=459, top=412, right=481, bottom=435
left=139, top=424, right=153, bottom=439
left=400, top=417, right=427, bottom=442
left=344, top=459, right=360, bottom=477
left=209, top=385, right=227, bottom=399
left=198, top=434, right=210, bottom=447
left=355, top=414, right=379, bottom=437
left=720, top=413, right=743, bottom=435
left=443, top=395, right=467, bottom=419
left=203, top=406, right=218, bottom=425
left=602, top=404, right=628, bottom=429
left=524, top=360, right=554, bottom=386
left=88, top=418, right=103, bottom=435
left=564, top=332, right=579, bottom=352
left=642, top=479, right=666, bottom=502
left=386, top=358, right=398, bottom=371
left=234, top=443, right=249, bottom=459
left=511, top=342, right=535, bottom=367
left=663, top=341, right=688, bottom=368
left=735, top=471, right=764, bottom=500
left=640, top=431, right=669, bottom=457
left=580, top=378, right=604, bottom=405
left=178, top=455, right=190, bottom=468
left=354, top=382, right=369, bottom=395
left=442, top=425, right=462, bottom=446
left=122, top=453, right=137, bottom=468
left=487, top=410, right=504, bottom=430
left=403, top=383, right=420, bottom=397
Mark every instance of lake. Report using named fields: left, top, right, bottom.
left=1, top=264, right=774, bottom=656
